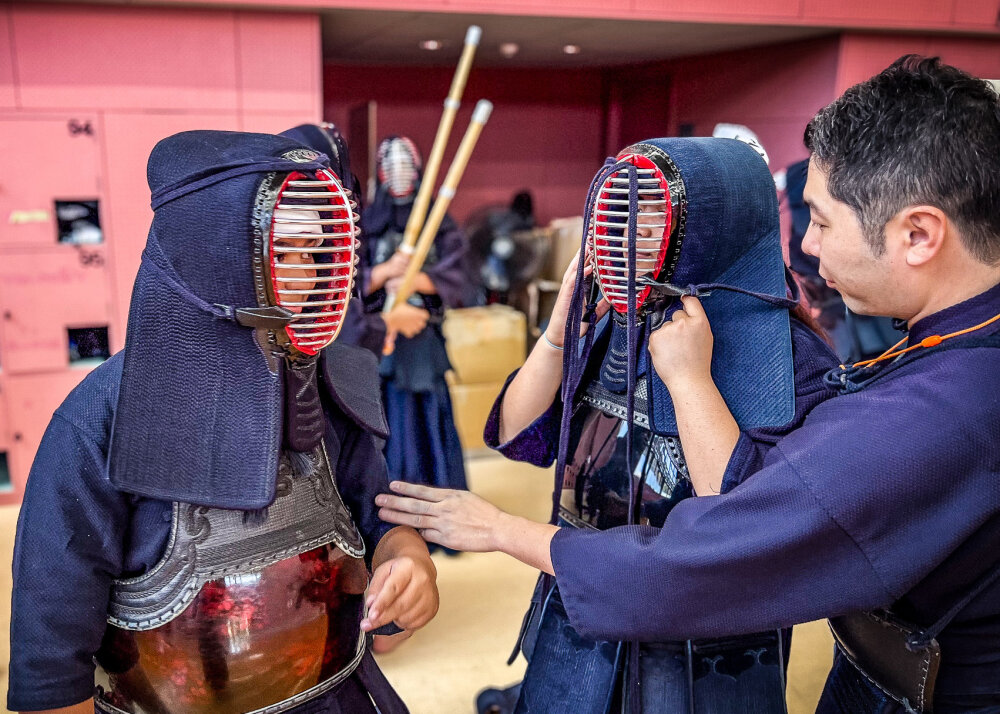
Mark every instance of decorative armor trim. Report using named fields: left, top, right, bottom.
left=107, top=443, right=364, bottom=630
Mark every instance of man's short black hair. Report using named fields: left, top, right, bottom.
left=805, top=55, right=1000, bottom=264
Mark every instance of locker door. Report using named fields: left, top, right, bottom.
left=0, top=248, right=112, bottom=374
left=101, top=111, right=239, bottom=352
left=0, top=378, right=12, bottom=499
left=0, top=370, right=91, bottom=505
left=0, top=115, right=102, bottom=249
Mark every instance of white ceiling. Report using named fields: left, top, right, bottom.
left=320, top=9, right=834, bottom=68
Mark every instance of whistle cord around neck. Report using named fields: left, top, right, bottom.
left=851, top=311, right=1000, bottom=369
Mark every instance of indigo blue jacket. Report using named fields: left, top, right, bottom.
left=490, top=284, right=1000, bottom=697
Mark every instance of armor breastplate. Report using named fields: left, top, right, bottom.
left=560, top=379, right=691, bottom=530
left=94, top=445, right=369, bottom=714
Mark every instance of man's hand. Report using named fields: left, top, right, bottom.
left=648, top=295, right=715, bottom=392
left=376, top=481, right=507, bottom=553
left=377, top=481, right=559, bottom=575
left=383, top=303, right=430, bottom=338
left=361, top=526, right=439, bottom=634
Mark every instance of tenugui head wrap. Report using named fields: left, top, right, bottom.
left=107, top=130, right=379, bottom=510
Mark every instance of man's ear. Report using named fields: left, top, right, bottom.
left=888, top=205, right=947, bottom=267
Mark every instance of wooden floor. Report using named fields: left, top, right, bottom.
left=0, top=452, right=832, bottom=713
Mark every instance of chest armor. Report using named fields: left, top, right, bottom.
left=94, top=446, right=368, bottom=714
left=560, top=379, right=691, bottom=530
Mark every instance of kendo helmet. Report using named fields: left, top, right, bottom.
left=252, top=158, right=359, bottom=357
left=109, top=131, right=366, bottom=509
left=375, top=136, right=422, bottom=201
left=568, top=136, right=797, bottom=436
left=588, top=145, right=685, bottom=320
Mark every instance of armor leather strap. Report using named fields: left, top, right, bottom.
left=830, top=553, right=1000, bottom=713
left=829, top=610, right=940, bottom=714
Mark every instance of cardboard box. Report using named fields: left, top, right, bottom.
left=443, top=305, right=526, bottom=385
left=448, top=381, right=505, bottom=451
left=543, top=216, right=585, bottom=282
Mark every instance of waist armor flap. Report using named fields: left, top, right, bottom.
left=829, top=610, right=941, bottom=713
left=560, top=380, right=691, bottom=530
left=95, top=445, right=369, bottom=714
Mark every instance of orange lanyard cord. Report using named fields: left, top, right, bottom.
left=851, top=311, right=1000, bottom=369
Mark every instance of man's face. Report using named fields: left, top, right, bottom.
left=801, top=159, right=900, bottom=317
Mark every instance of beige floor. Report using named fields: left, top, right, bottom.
left=0, top=452, right=832, bottom=713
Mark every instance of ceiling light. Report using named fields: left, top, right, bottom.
left=420, top=40, right=442, bottom=51
left=499, top=42, right=519, bottom=58
left=562, top=44, right=581, bottom=55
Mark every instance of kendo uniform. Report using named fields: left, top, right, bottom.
left=485, top=138, right=841, bottom=714
left=280, top=123, right=388, bottom=358
left=497, top=141, right=1000, bottom=711
left=361, top=136, right=468, bottom=492
left=9, top=131, right=410, bottom=714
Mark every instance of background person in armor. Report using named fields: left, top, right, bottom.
left=280, top=124, right=431, bottom=356
left=361, top=136, right=469, bottom=499
left=379, top=135, right=839, bottom=713
left=8, top=130, right=439, bottom=714
left=381, top=57, right=1000, bottom=714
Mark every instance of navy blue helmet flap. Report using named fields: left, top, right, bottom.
left=108, top=130, right=362, bottom=510
left=589, top=138, right=794, bottom=434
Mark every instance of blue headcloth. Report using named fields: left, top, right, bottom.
left=641, top=137, right=794, bottom=434
left=107, top=130, right=386, bottom=510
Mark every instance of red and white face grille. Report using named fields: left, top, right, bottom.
left=589, top=153, right=673, bottom=315
left=269, top=168, right=358, bottom=355
left=376, top=137, right=421, bottom=199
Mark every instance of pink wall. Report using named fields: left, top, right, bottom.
left=325, top=65, right=608, bottom=224
left=658, top=36, right=842, bottom=174
left=835, top=32, right=1000, bottom=92
left=103, top=0, right=1000, bottom=34
left=0, top=3, right=321, bottom=503
left=323, top=37, right=842, bottom=229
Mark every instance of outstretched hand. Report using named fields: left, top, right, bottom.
left=376, top=482, right=506, bottom=553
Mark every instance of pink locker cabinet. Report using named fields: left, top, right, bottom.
left=0, top=378, right=12, bottom=500
left=0, top=114, right=114, bottom=375
left=0, top=114, right=102, bottom=249
left=0, top=370, right=92, bottom=505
